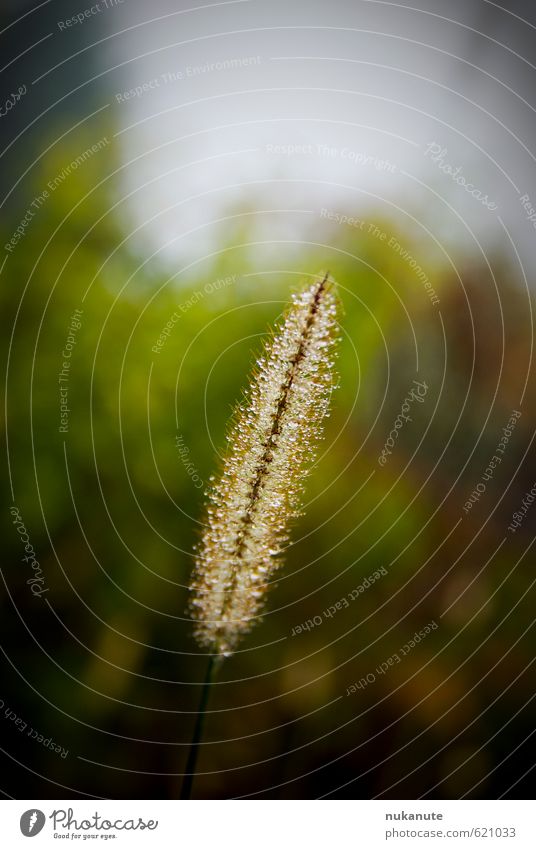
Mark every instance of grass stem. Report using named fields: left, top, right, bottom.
left=179, top=654, right=217, bottom=799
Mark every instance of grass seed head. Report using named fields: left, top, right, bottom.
left=190, top=272, right=341, bottom=656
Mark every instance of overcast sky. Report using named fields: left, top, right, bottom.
left=90, top=0, right=536, bottom=278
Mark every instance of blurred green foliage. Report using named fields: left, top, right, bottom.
left=1, top=129, right=535, bottom=799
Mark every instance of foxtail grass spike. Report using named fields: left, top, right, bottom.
left=190, top=272, right=340, bottom=656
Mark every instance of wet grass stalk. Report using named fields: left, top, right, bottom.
left=182, top=273, right=341, bottom=797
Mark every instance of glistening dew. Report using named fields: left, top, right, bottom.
left=190, top=273, right=341, bottom=656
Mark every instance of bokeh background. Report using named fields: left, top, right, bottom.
left=1, top=0, right=536, bottom=799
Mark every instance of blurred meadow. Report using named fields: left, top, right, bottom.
left=2, top=129, right=535, bottom=799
